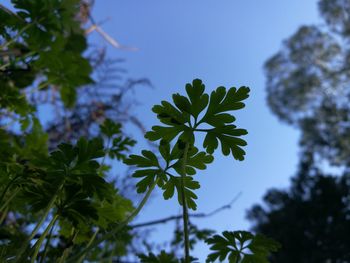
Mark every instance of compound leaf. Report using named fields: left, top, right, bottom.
left=206, top=231, right=280, bottom=263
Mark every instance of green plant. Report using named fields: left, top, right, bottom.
left=1, top=1, right=279, bottom=262
left=128, top=79, right=249, bottom=260
left=206, top=231, right=279, bottom=263
left=126, top=79, right=279, bottom=262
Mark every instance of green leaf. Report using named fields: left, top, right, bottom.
left=163, top=176, right=200, bottom=210
left=100, top=119, right=122, bottom=138
left=200, top=86, right=250, bottom=160
left=145, top=79, right=249, bottom=160
left=109, top=136, right=136, bottom=161
left=145, top=125, right=184, bottom=142
left=153, top=101, right=189, bottom=125
left=77, top=137, right=105, bottom=163
left=99, top=119, right=135, bottom=160
left=173, top=93, right=191, bottom=114
left=206, top=231, right=280, bottom=263
left=203, top=86, right=250, bottom=118
left=133, top=169, right=167, bottom=193
left=138, top=250, right=179, bottom=263
left=61, top=198, right=99, bottom=227
left=60, top=85, right=77, bottom=108
left=203, top=126, right=248, bottom=161
left=124, top=150, right=159, bottom=168
left=80, top=173, right=113, bottom=201
left=171, top=145, right=214, bottom=175
left=95, top=190, right=134, bottom=229
left=22, top=117, right=48, bottom=158
left=185, top=79, right=209, bottom=118
left=125, top=148, right=168, bottom=193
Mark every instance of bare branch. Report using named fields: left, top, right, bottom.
left=130, top=192, right=242, bottom=229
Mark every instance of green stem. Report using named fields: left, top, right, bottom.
left=19, top=78, right=53, bottom=100
left=0, top=206, right=9, bottom=225
left=108, top=244, right=117, bottom=263
left=194, top=128, right=213, bottom=132
left=0, top=4, right=25, bottom=22
left=57, top=228, right=79, bottom=263
left=31, top=214, right=59, bottom=263
left=15, top=181, right=64, bottom=263
left=98, top=137, right=111, bottom=174
left=66, top=179, right=159, bottom=263
left=180, top=142, right=190, bottom=262
left=76, top=228, right=100, bottom=263
left=0, top=22, right=33, bottom=50
left=124, top=179, right=158, bottom=224
left=0, top=50, right=36, bottom=71
left=0, top=187, right=20, bottom=212
left=39, top=221, right=56, bottom=263
left=0, top=174, right=22, bottom=206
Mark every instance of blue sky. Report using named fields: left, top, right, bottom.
left=91, top=0, right=321, bottom=259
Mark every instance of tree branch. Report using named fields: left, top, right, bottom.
left=130, top=192, right=242, bottom=229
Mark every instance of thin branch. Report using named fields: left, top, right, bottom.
left=130, top=192, right=242, bottom=229
left=85, top=11, right=138, bottom=51
left=0, top=4, right=25, bottom=22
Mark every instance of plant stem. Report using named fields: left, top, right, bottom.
left=180, top=142, right=190, bottom=262
left=39, top=221, right=56, bottom=263
left=100, top=137, right=111, bottom=168
left=15, top=181, right=64, bottom=263
left=0, top=50, right=36, bottom=71
left=108, top=244, right=117, bottom=263
left=124, top=179, right=158, bottom=224
left=0, top=174, right=22, bottom=207
left=97, top=137, right=111, bottom=175
left=66, top=178, right=159, bottom=263
left=0, top=206, right=9, bottom=225
left=57, top=229, right=79, bottom=263
left=76, top=228, right=99, bottom=263
left=0, top=187, right=20, bottom=213
left=0, top=22, right=33, bottom=50
left=0, top=4, right=25, bottom=22
left=31, top=214, right=59, bottom=263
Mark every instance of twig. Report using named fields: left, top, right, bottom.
left=130, top=192, right=242, bottom=228
left=0, top=4, right=25, bottom=22
left=85, top=11, right=138, bottom=51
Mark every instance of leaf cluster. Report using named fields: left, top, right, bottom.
left=100, top=118, right=136, bottom=161
left=125, top=142, right=213, bottom=210
left=125, top=79, right=249, bottom=212
left=206, top=231, right=280, bottom=262
left=138, top=250, right=198, bottom=263
left=0, top=0, right=92, bottom=115
left=145, top=79, right=249, bottom=160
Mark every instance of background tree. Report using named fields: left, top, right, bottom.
left=249, top=0, right=350, bottom=261
left=248, top=151, right=350, bottom=262
left=265, top=0, right=350, bottom=167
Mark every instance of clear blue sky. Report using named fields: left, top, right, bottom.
left=91, top=0, right=321, bottom=260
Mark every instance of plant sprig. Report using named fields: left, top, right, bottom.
left=206, top=231, right=280, bottom=262
left=145, top=79, right=250, bottom=160
left=125, top=79, right=255, bottom=262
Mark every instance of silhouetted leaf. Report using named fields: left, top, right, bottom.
left=206, top=231, right=280, bottom=262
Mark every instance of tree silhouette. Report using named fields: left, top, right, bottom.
left=249, top=0, right=350, bottom=261
left=248, top=152, right=350, bottom=262
left=265, top=0, right=350, bottom=166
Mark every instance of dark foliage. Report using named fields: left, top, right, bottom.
left=248, top=154, right=350, bottom=262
